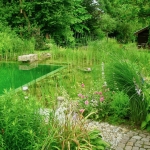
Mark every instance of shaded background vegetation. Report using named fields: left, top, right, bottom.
left=0, top=0, right=150, bottom=49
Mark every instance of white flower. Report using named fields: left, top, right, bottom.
left=87, top=68, right=91, bottom=71
left=24, top=96, right=28, bottom=99
left=137, top=88, right=142, bottom=96
left=91, top=99, right=98, bottom=106
left=22, top=86, right=28, bottom=91
left=55, top=106, right=67, bottom=125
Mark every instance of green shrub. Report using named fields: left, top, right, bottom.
left=87, top=129, right=110, bottom=150
left=77, top=82, right=112, bottom=121
left=110, top=91, right=130, bottom=120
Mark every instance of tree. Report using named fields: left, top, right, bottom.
left=98, top=0, right=148, bottom=43
left=100, top=14, right=116, bottom=41
left=82, top=0, right=104, bottom=39
left=0, top=0, right=91, bottom=47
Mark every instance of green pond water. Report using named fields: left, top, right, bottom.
left=0, top=63, right=62, bottom=94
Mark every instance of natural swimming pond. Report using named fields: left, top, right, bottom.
left=0, top=62, right=63, bottom=94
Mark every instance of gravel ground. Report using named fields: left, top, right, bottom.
left=85, top=121, right=150, bottom=150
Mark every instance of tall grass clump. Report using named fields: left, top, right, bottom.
left=105, top=59, right=147, bottom=125
left=0, top=24, right=35, bottom=61
left=0, top=91, right=47, bottom=149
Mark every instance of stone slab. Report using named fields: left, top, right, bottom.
left=18, top=54, right=38, bottom=62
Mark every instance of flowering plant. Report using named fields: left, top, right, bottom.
left=77, top=83, right=112, bottom=120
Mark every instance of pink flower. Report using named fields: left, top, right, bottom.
left=94, top=91, right=102, bottom=95
left=85, top=100, right=89, bottom=105
left=81, top=95, right=85, bottom=99
left=100, top=97, right=104, bottom=102
left=78, top=93, right=82, bottom=97
left=79, top=109, right=85, bottom=113
left=81, top=83, right=85, bottom=88
left=99, top=92, right=102, bottom=95
left=94, top=91, right=99, bottom=94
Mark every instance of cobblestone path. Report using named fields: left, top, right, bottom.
left=116, top=130, right=150, bottom=150
left=86, top=121, right=150, bottom=150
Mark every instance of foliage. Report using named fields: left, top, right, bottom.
left=0, top=0, right=91, bottom=47
left=100, top=14, right=116, bottom=39
left=40, top=87, right=110, bottom=150
left=0, top=0, right=149, bottom=46
left=87, top=129, right=110, bottom=150
left=42, top=117, right=110, bottom=150
left=0, top=91, right=46, bottom=149
left=141, top=113, right=150, bottom=131
left=27, top=38, right=150, bottom=126
left=105, top=58, right=148, bottom=125
left=115, top=21, right=134, bottom=43
left=110, top=91, right=130, bottom=123
left=28, top=38, right=150, bottom=129
left=0, top=24, right=35, bottom=60
left=99, top=0, right=149, bottom=43
left=0, top=86, right=110, bottom=149
left=77, top=82, right=112, bottom=121
left=82, top=0, right=104, bottom=39
left=141, top=85, right=150, bottom=131
left=1, top=38, right=150, bottom=150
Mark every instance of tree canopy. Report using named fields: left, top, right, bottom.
left=0, top=0, right=150, bottom=47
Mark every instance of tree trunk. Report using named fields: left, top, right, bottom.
left=19, top=0, right=31, bottom=33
